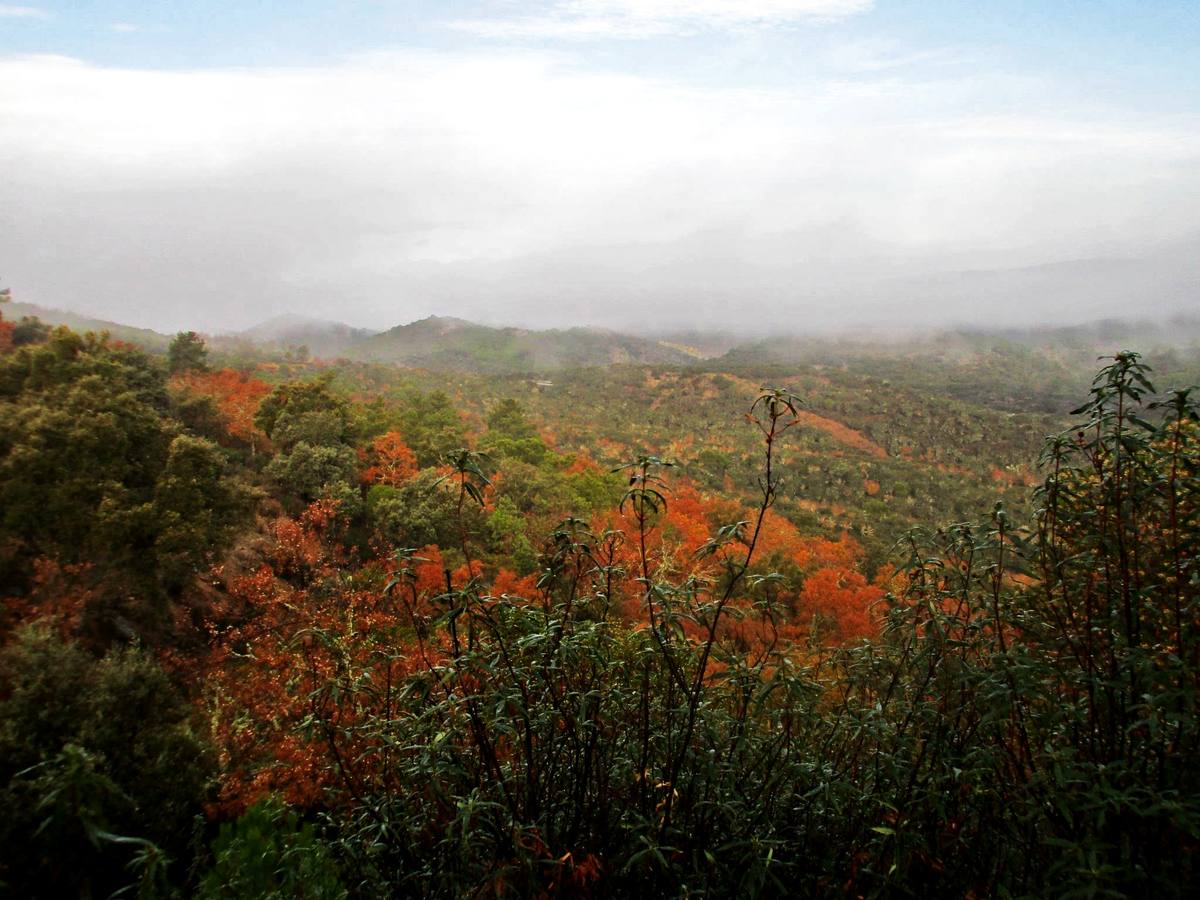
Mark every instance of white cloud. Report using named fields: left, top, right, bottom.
left=0, top=5, right=46, bottom=19
left=110, top=22, right=139, bottom=33
left=0, top=51, right=1196, bottom=332
left=452, top=0, right=873, bottom=40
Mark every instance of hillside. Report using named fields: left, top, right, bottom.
left=318, top=359, right=1056, bottom=573
left=237, top=313, right=375, bottom=358
left=2, top=301, right=173, bottom=351
left=347, top=315, right=703, bottom=372
left=4, top=321, right=1195, bottom=898
left=720, top=321, right=1200, bottom=413
left=2, top=312, right=1197, bottom=898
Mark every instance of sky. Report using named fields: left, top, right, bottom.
left=1, top=0, right=1198, bottom=335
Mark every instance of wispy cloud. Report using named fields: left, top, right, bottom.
left=0, top=5, right=46, bottom=19
left=821, top=37, right=969, bottom=73
left=108, top=22, right=169, bottom=35
left=452, top=0, right=873, bottom=40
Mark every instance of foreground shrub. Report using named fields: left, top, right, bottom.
left=0, top=626, right=213, bottom=896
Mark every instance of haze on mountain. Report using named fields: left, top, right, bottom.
left=1, top=1, right=1198, bottom=334
left=239, top=314, right=376, bottom=358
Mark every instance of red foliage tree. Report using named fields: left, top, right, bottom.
left=172, top=368, right=271, bottom=452
left=360, top=431, right=419, bottom=487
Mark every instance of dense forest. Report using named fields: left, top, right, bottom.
left=1, top=298, right=1198, bottom=897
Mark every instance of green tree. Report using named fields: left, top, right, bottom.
left=0, top=627, right=213, bottom=897
left=0, top=328, right=246, bottom=621
left=265, top=442, right=359, bottom=505
left=255, top=375, right=351, bottom=451
left=0, top=347, right=172, bottom=564
left=485, top=496, right=538, bottom=573
left=366, top=468, right=483, bottom=550
left=197, top=798, right=345, bottom=900
left=153, top=434, right=253, bottom=591
left=396, top=390, right=467, bottom=467
left=479, top=397, right=550, bottom=466
left=167, top=330, right=209, bottom=374
left=170, top=387, right=226, bottom=443
left=11, top=316, right=50, bottom=346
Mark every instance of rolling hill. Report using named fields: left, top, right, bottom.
left=345, top=315, right=704, bottom=372
left=236, top=313, right=376, bottom=358
left=2, top=301, right=173, bottom=350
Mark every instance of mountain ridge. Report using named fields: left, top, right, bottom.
left=345, top=315, right=705, bottom=372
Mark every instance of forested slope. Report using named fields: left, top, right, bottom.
left=0, top=306, right=1196, bottom=897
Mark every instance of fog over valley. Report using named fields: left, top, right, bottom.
left=2, top=3, right=1198, bottom=333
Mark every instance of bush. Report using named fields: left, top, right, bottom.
left=197, top=799, right=346, bottom=900
left=0, top=626, right=213, bottom=896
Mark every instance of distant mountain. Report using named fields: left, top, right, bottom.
left=2, top=301, right=172, bottom=350
left=237, top=314, right=376, bottom=358
left=979, top=313, right=1200, bottom=350
left=346, top=315, right=701, bottom=372
left=720, top=314, right=1200, bottom=370
left=717, top=315, right=1200, bottom=414
left=0, top=302, right=705, bottom=372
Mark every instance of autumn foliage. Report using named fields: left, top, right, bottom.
left=2, top=324, right=1198, bottom=899
left=359, top=430, right=419, bottom=486
left=172, top=367, right=271, bottom=451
